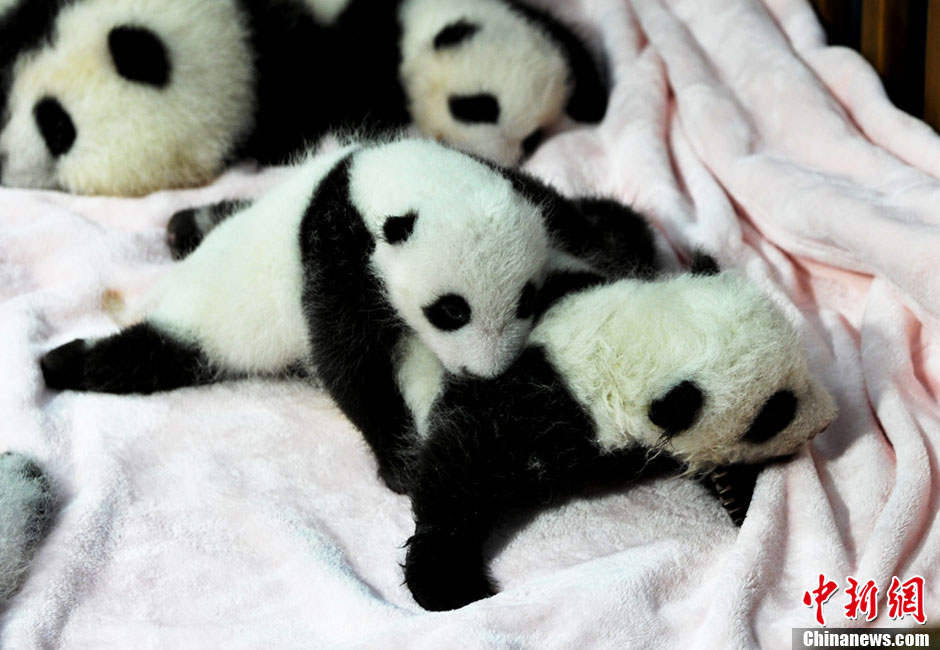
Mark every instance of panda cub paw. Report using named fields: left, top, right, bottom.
left=166, top=200, right=251, bottom=260
left=404, top=522, right=496, bottom=611
left=0, top=452, right=55, bottom=603
left=39, top=339, right=88, bottom=391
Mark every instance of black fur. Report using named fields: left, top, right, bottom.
left=166, top=209, right=204, bottom=260
left=648, top=381, right=704, bottom=437
left=166, top=199, right=250, bottom=259
left=744, top=390, right=797, bottom=443
left=108, top=26, right=171, bottom=87
left=515, top=281, right=537, bottom=319
left=520, top=128, right=543, bottom=156
left=433, top=20, right=480, bottom=49
left=448, top=93, right=501, bottom=124
left=40, top=323, right=215, bottom=394
left=382, top=212, right=417, bottom=244
left=502, top=169, right=658, bottom=280
left=298, top=158, right=416, bottom=493
left=232, top=0, right=353, bottom=165
left=690, top=251, right=720, bottom=276
left=502, top=0, right=608, bottom=122
left=422, top=294, right=472, bottom=332
left=403, top=346, right=683, bottom=610
left=533, top=271, right=606, bottom=320
left=33, top=97, right=75, bottom=157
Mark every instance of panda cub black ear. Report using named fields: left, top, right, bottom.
left=383, top=212, right=418, bottom=244
left=108, top=25, right=171, bottom=87
left=433, top=20, right=480, bottom=49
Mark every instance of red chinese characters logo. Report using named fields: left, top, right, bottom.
left=802, top=574, right=926, bottom=626
left=887, top=576, right=926, bottom=625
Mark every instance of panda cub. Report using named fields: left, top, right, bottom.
left=335, top=0, right=608, bottom=166
left=394, top=270, right=839, bottom=611
left=40, top=137, right=657, bottom=491
left=0, top=0, right=344, bottom=195
left=0, top=0, right=606, bottom=195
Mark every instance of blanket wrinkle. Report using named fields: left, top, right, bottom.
left=1, top=0, right=939, bottom=647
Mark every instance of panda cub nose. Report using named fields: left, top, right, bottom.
left=743, top=390, right=798, bottom=443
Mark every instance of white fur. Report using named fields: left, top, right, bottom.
left=0, top=452, right=53, bottom=604
left=144, top=145, right=359, bottom=373
left=531, top=272, right=838, bottom=469
left=394, top=334, right=445, bottom=440
left=398, top=0, right=570, bottom=165
left=137, top=138, right=562, bottom=380
left=349, top=139, right=551, bottom=377
left=0, top=0, right=255, bottom=195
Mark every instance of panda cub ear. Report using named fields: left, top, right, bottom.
left=383, top=212, right=418, bottom=244
left=108, top=25, right=171, bottom=87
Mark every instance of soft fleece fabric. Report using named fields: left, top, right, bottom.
left=1, top=0, right=938, bottom=647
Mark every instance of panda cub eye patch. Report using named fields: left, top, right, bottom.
left=108, top=25, right=171, bottom=87
left=383, top=212, right=418, bottom=244
left=433, top=20, right=480, bottom=49
left=423, top=294, right=472, bottom=331
left=743, top=390, right=797, bottom=443
left=449, top=94, right=500, bottom=124
left=521, top=129, right=544, bottom=156
left=515, top=282, right=537, bottom=319
left=34, top=97, right=76, bottom=157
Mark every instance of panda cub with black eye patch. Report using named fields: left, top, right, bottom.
left=0, top=0, right=606, bottom=195
left=0, top=0, right=348, bottom=195
left=40, top=137, right=658, bottom=491
left=394, top=268, right=839, bottom=611
left=335, top=0, right=609, bottom=165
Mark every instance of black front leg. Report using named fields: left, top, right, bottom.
left=40, top=322, right=216, bottom=394
left=404, top=518, right=496, bottom=612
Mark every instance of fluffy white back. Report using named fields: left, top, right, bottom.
left=532, top=272, right=837, bottom=470
left=145, top=145, right=359, bottom=373
left=0, top=0, right=255, bottom=195
left=350, top=139, right=550, bottom=377
left=398, top=0, right=569, bottom=165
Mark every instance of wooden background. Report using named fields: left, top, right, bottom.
left=808, top=0, right=939, bottom=131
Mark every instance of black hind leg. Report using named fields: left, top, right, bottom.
left=41, top=323, right=216, bottom=394
left=166, top=199, right=251, bottom=259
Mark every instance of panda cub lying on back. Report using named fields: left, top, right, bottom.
left=395, top=269, right=838, bottom=610
left=40, top=137, right=657, bottom=490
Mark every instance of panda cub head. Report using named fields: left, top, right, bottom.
left=349, top=138, right=550, bottom=378
left=0, top=0, right=255, bottom=195
left=398, top=0, right=607, bottom=166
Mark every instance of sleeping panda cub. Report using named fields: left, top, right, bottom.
left=0, top=0, right=344, bottom=195
left=395, top=269, right=838, bottom=611
left=40, top=137, right=658, bottom=491
left=334, top=0, right=608, bottom=165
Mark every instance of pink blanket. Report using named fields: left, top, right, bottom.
left=2, top=0, right=938, bottom=647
